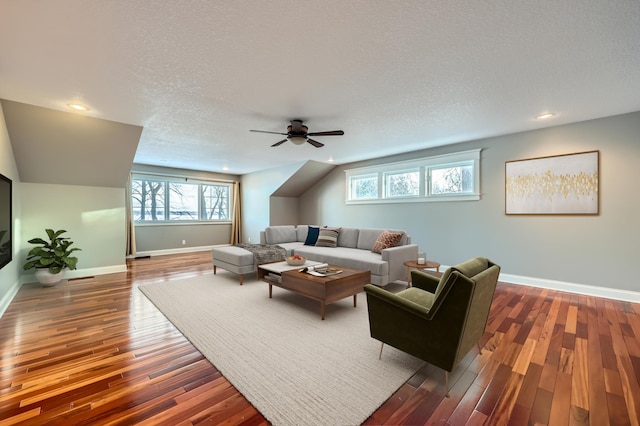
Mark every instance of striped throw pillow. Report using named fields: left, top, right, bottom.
left=315, top=227, right=341, bottom=248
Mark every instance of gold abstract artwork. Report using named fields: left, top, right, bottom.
left=505, top=151, right=599, bottom=215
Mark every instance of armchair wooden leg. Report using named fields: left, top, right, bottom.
left=477, top=341, right=482, bottom=355
left=379, top=342, right=384, bottom=360
left=445, top=371, right=450, bottom=398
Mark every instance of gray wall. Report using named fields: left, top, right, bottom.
left=298, top=112, right=640, bottom=292
left=134, top=223, right=231, bottom=252
left=270, top=197, right=299, bottom=226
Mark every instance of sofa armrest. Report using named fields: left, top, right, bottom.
left=381, top=243, right=419, bottom=283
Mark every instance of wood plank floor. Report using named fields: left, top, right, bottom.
left=1, top=252, right=639, bottom=425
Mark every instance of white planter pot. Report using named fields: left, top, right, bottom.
left=35, top=268, right=66, bottom=286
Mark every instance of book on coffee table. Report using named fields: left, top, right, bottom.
left=302, top=264, right=342, bottom=277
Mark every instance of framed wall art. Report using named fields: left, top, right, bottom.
left=505, top=150, right=599, bottom=215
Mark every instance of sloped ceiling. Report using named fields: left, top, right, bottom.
left=2, top=100, right=142, bottom=188
left=271, top=161, right=336, bottom=197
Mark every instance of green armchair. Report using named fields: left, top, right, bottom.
left=364, top=257, right=500, bottom=396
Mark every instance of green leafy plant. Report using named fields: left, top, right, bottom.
left=23, top=229, right=81, bottom=274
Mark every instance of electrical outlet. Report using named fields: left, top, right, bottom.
left=182, top=240, right=186, bottom=245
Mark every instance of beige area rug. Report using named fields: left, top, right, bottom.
left=139, top=272, right=424, bottom=426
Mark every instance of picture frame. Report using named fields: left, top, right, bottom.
left=505, top=150, right=599, bottom=215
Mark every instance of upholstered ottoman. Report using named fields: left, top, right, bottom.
left=212, top=245, right=255, bottom=285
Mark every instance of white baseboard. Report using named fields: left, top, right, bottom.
left=0, top=277, right=21, bottom=318
left=500, top=272, right=640, bottom=304
left=129, top=245, right=223, bottom=259
left=429, top=265, right=640, bottom=304
left=20, top=264, right=128, bottom=285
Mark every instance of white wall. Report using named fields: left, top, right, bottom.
left=298, top=112, right=640, bottom=296
left=20, top=183, right=127, bottom=281
left=0, top=102, right=21, bottom=315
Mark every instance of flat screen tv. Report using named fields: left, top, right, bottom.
left=0, top=173, right=11, bottom=270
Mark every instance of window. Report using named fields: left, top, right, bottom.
left=349, top=173, right=378, bottom=200
left=384, top=169, right=420, bottom=198
left=427, top=161, right=475, bottom=195
left=346, top=149, right=481, bottom=204
left=201, top=183, right=230, bottom=220
left=131, top=174, right=233, bottom=223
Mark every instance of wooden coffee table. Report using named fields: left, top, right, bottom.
left=258, top=261, right=371, bottom=320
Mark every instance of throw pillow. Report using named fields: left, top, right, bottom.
left=315, top=227, right=341, bottom=248
left=371, top=230, right=404, bottom=253
left=304, top=226, right=320, bottom=245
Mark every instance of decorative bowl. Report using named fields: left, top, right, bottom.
left=286, top=256, right=306, bottom=266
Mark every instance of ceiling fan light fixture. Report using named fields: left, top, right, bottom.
left=288, top=136, right=307, bottom=145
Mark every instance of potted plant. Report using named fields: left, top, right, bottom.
left=23, top=229, right=81, bottom=286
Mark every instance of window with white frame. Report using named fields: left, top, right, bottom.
left=345, top=149, right=481, bottom=204
left=131, top=174, right=233, bottom=222
left=384, top=168, right=420, bottom=198
left=349, top=173, right=378, bottom=201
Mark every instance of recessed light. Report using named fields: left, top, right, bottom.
left=222, top=166, right=229, bottom=171
left=67, top=103, right=89, bottom=111
left=328, top=156, right=334, bottom=163
left=535, top=112, right=556, bottom=120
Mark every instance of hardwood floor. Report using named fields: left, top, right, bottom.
left=1, top=252, right=639, bottom=425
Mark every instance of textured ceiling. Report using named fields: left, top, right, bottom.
left=1, top=0, right=639, bottom=175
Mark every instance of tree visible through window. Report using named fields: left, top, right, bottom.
left=385, top=170, right=419, bottom=198
left=169, top=182, right=199, bottom=220
left=131, top=176, right=232, bottom=222
left=202, top=184, right=229, bottom=220
left=349, top=174, right=378, bottom=200
left=131, top=179, right=165, bottom=221
left=428, top=162, right=474, bottom=195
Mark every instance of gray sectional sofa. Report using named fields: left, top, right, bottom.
left=259, top=225, right=418, bottom=286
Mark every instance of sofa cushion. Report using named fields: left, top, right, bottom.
left=371, top=230, right=404, bottom=254
left=265, top=225, right=297, bottom=245
left=315, top=227, right=341, bottom=247
left=277, top=241, right=304, bottom=256
left=295, top=246, right=389, bottom=277
left=337, top=227, right=359, bottom=248
left=304, top=226, right=320, bottom=245
left=212, top=246, right=255, bottom=266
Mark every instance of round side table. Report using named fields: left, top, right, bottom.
left=403, top=259, right=441, bottom=288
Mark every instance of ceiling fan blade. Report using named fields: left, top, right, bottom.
left=271, top=139, right=288, bottom=147
left=306, top=138, right=324, bottom=148
left=250, top=130, right=288, bottom=135
left=307, top=130, right=344, bottom=136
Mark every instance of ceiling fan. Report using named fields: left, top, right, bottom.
left=250, top=119, right=344, bottom=148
